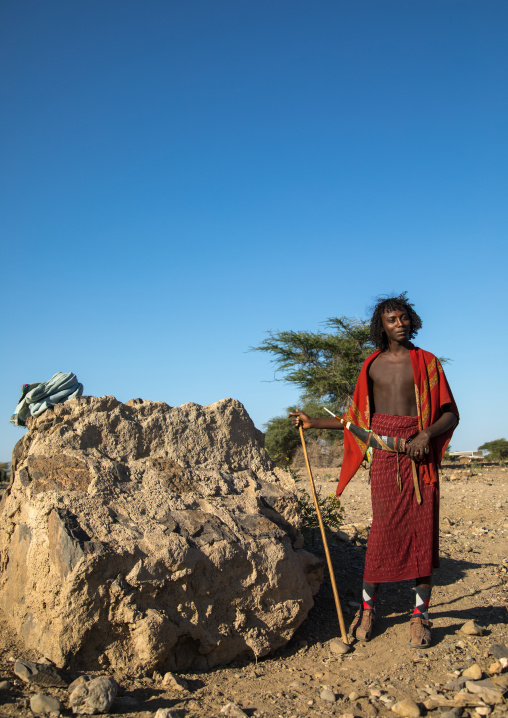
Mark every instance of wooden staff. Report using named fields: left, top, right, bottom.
left=298, top=425, right=349, bottom=646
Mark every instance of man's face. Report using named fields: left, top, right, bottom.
left=381, top=307, right=411, bottom=344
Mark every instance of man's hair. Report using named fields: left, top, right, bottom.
left=369, top=292, right=422, bottom=350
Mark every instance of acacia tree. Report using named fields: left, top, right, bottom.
left=254, top=317, right=374, bottom=462
left=478, top=439, right=508, bottom=462
left=254, top=317, right=373, bottom=413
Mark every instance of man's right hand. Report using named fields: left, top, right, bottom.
left=289, top=411, right=313, bottom=430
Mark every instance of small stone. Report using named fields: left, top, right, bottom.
left=336, top=530, right=352, bottom=542
left=154, top=710, right=184, bottom=718
left=370, top=689, right=382, bottom=698
left=320, top=689, right=336, bottom=703
left=489, top=661, right=503, bottom=674
left=220, top=703, right=248, bottom=718
left=339, top=714, right=355, bottom=718
left=445, top=678, right=467, bottom=691
left=392, top=698, right=421, bottom=718
left=461, top=621, right=483, bottom=636
left=349, top=690, right=360, bottom=701
left=30, top=694, right=62, bottom=715
left=475, top=708, right=491, bottom=716
left=330, top=639, right=351, bottom=655
left=490, top=644, right=508, bottom=660
left=463, top=664, right=482, bottom=680
left=162, top=672, right=188, bottom=691
left=0, top=680, right=10, bottom=690
left=14, top=660, right=67, bottom=688
left=69, top=676, right=118, bottom=714
left=465, top=680, right=503, bottom=705
left=67, top=675, right=92, bottom=693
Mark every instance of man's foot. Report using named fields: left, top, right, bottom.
left=349, top=608, right=375, bottom=642
left=408, top=616, right=432, bottom=648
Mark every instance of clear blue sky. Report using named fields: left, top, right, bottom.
left=2, top=1, right=507, bottom=461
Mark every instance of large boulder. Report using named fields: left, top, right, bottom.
left=0, top=396, right=322, bottom=675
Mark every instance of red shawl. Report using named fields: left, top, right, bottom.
left=336, top=346, right=459, bottom=497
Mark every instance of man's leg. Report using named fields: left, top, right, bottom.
left=409, top=574, right=433, bottom=647
left=350, top=581, right=379, bottom=641
left=413, top=575, right=433, bottom=620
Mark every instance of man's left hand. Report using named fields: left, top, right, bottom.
left=406, top=430, right=431, bottom=461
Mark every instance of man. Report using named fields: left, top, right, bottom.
left=290, top=294, right=458, bottom=647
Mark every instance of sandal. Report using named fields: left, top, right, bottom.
left=349, top=608, right=376, bottom=642
left=409, top=616, right=432, bottom=648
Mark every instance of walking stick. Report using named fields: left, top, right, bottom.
left=298, top=425, right=350, bottom=648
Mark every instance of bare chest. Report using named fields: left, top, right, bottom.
left=368, top=353, right=417, bottom=415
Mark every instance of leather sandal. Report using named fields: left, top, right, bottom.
left=409, top=616, right=432, bottom=648
left=349, top=608, right=375, bottom=642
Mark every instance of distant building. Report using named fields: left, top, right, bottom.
left=448, top=450, right=485, bottom=464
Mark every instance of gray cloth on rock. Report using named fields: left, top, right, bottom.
left=10, top=372, right=83, bottom=426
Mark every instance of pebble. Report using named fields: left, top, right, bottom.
left=0, top=680, right=10, bottom=690
left=462, top=664, right=482, bottom=680
left=155, top=710, right=184, bottom=718
left=391, top=698, right=421, bottom=718
left=220, top=703, right=248, bottom=718
left=490, top=644, right=508, bottom=659
left=67, top=675, right=92, bottom=692
left=289, top=680, right=303, bottom=690
left=475, top=708, right=492, bottom=717
left=320, top=689, right=336, bottom=703
left=13, top=659, right=67, bottom=687
left=29, top=694, right=62, bottom=715
left=460, top=620, right=483, bottom=636
left=162, top=672, right=188, bottom=691
left=488, top=661, right=503, bottom=674
left=69, top=675, right=118, bottom=714
left=330, top=638, right=351, bottom=655
left=339, top=714, right=355, bottom=718
left=465, top=679, right=504, bottom=705
left=444, top=678, right=467, bottom=691
left=349, top=690, right=360, bottom=701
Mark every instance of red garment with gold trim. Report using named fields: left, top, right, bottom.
left=336, top=346, right=458, bottom=497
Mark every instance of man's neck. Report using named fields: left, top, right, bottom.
left=386, top=339, right=411, bottom=355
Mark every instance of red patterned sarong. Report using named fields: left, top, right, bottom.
left=363, top=413, right=439, bottom=583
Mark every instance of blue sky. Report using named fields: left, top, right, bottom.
left=1, top=1, right=507, bottom=461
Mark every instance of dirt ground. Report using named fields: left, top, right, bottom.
left=0, top=464, right=507, bottom=717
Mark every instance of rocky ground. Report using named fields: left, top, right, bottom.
left=0, top=463, right=506, bottom=718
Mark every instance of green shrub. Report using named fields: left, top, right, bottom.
left=295, top=477, right=344, bottom=545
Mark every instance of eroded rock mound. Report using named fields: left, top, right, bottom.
left=0, top=396, right=322, bottom=674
